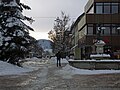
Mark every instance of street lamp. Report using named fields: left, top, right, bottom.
left=117, top=27, right=120, bottom=30
left=97, top=23, right=106, bottom=40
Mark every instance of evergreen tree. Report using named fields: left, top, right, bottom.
left=0, top=0, right=34, bottom=65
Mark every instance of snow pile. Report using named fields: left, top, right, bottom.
left=0, top=57, right=48, bottom=76
left=46, top=57, right=120, bottom=79
left=0, top=60, right=32, bottom=75
left=56, top=63, right=120, bottom=79
left=90, top=54, right=110, bottom=58
left=62, top=64, right=120, bottom=75
left=68, top=59, right=120, bottom=62
left=0, top=57, right=46, bottom=76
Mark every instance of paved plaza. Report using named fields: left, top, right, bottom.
left=0, top=58, right=120, bottom=90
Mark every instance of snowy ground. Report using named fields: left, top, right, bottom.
left=51, top=57, right=120, bottom=79
left=0, top=57, right=47, bottom=76
left=0, top=60, right=32, bottom=75
left=1, top=57, right=120, bottom=76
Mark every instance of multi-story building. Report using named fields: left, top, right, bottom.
left=71, top=0, right=120, bottom=59
left=70, top=14, right=84, bottom=59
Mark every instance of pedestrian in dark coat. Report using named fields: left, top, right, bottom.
left=55, top=51, right=61, bottom=67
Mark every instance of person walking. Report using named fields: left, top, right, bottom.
left=55, top=51, right=61, bottom=67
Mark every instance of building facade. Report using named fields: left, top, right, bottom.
left=71, top=0, right=120, bottom=59
left=70, top=14, right=84, bottom=59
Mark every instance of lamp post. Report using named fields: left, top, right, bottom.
left=117, top=27, right=120, bottom=29
left=95, top=23, right=106, bottom=54
left=97, top=24, right=102, bottom=40
left=97, top=23, right=106, bottom=40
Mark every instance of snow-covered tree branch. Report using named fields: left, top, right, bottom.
left=0, top=0, right=34, bottom=66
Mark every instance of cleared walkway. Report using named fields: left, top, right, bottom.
left=0, top=58, right=120, bottom=90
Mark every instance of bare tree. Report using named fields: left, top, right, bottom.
left=48, top=11, right=70, bottom=53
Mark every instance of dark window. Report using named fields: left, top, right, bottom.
left=93, top=24, right=96, bottom=34
left=103, top=24, right=111, bottom=35
left=104, top=4, right=110, bottom=14
left=103, top=27, right=110, bottom=35
left=112, top=5, right=118, bottom=14
left=119, top=3, right=120, bottom=13
left=111, top=24, right=120, bottom=35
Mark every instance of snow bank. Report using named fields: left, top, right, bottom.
left=69, top=59, right=120, bottom=62
left=55, top=60, right=120, bottom=79
left=56, top=64, right=120, bottom=79
left=90, top=54, right=110, bottom=58
left=0, top=60, right=32, bottom=75
left=62, top=64, right=120, bottom=75
left=0, top=57, right=48, bottom=76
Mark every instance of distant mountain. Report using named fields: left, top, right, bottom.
left=37, top=39, right=53, bottom=50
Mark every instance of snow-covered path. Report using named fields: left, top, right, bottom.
left=0, top=58, right=120, bottom=90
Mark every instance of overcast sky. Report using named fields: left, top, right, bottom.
left=21, top=0, right=88, bottom=40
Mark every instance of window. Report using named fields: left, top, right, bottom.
left=103, top=27, right=110, bottom=35
left=96, top=6, right=103, bottom=14
left=112, top=5, right=118, bottom=14
left=104, top=5, right=110, bottom=14
left=112, top=24, right=117, bottom=35
left=96, top=24, right=111, bottom=35
left=103, top=24, right=111, bottom=35
left=103, top=3, right=110, bottom=14
left=112, top=26, right=118, bottom=35
left=96, top=3, right=103, bottom=14
left=95, top=2, right=119, bottom=14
